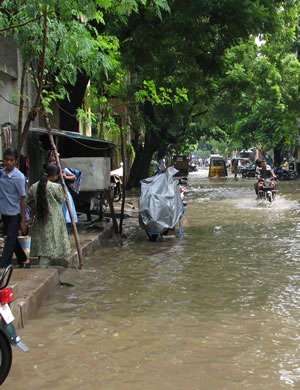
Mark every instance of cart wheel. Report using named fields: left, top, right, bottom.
left=146, top=231, right=158, bottom=242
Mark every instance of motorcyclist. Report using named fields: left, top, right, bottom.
left=255, top=159, right=277, bottom=195
left=280, top=158, right=289, bottom=171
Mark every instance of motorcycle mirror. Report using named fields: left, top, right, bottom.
left=0, top=265, right=13, bottom=290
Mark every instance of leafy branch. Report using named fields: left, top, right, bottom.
left=0, top=15, right=42, bottom=34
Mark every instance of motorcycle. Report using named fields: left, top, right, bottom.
left=257, top=178, right=277, bottom=203
left=273, top=167, right=297, bottom=180
left=0, top=265, right=29, bottom=385
left=110, top=174, right=122, bottom=202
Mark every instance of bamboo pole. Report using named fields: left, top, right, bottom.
left=43, top=113, right=84, bottom=269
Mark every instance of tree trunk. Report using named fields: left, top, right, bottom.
left=59, top=72, right=89, bottom=132
left=126, top=133, right=158, bottom=188
left=274, top=147, right=282, bottom=167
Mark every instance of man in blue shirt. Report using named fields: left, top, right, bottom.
left=0, top=148, right=28, bottom=267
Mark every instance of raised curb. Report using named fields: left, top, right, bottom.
left=60, top=221, right=114, bottom=268
left=9, top=221, right=114, bottom=330
left=10, top=269, right=59, bottom=330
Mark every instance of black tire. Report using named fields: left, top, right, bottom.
left=267, top=193, right=272, bottom=203
left=113, top=186, right=122, bottom=202
left=0, top=329, right=12, bottom=385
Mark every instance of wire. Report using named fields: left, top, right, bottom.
left=0, top=94, right=31, bottom=109
left=56, top=133, right=114, bottom=151
left=55, top=101, right=77, bottom=118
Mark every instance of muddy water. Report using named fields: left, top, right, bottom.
left=5, top=172, right=300, bottom=390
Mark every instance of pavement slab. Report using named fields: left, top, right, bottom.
left=3, top=220, right=115, bottom=330
left=9, top=268, right=59, bottom=329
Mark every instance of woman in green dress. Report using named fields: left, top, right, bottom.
left=28, top=164, right=71, bottom=267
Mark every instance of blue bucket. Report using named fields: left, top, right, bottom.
left=18, top=236, right=31, bottom=258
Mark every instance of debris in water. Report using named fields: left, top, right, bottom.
left=214, top=226, right=223, bottom=233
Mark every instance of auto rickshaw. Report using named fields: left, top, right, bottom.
left=208, top=155, right=227, bottom=177
left=173, top=155, right=190, bottom=176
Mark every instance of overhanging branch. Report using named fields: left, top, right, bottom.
left=0, top=15, right=42, bottom=34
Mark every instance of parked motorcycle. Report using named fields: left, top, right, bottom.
left=273, top=167, right=297, bottom=180
left=0, top=265, right=29, bottom=385
left=110, top=174, right=122, bottom=202
left=257, top=178, right=277, bottom=203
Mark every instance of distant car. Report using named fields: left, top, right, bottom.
left=239, top=163, right=256, bottom=178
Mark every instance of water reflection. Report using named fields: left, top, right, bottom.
left=4, top=171, right=300, bottom=390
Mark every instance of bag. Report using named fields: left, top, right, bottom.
left=65, top=168, right=82, bottom=195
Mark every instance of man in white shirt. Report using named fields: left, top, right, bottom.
left=0, top=148, right=28, bottom=267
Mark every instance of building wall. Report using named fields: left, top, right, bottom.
left=0, top=37, right=21, bottom=125
left=0, top=70, right=19, bottom=125
left=0, top=37, right=39, bottom=158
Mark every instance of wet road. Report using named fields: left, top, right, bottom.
left=5, top=171, right=300, bottom=389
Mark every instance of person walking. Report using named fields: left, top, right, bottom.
left=28, top=164, right=71, bottom=267
left=47, top=150, right=78, bottom=227
left=0, top=148, right=29, bottom=268
left=231, top=158, right=239, bottom=178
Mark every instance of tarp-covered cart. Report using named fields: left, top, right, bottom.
left=139, top=167, right=185, bottom=241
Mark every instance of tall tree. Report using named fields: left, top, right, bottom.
left=110, top=0, right=291, bottom=186
left=210, top=2, right=300, bottom=158
left=0, top=0, right=170, bottom=137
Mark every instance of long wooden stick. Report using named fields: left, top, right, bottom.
left=43, top=112, right=84, bottom=269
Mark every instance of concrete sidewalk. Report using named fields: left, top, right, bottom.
left=3, top=196, right=138, bottom=330
left=7, top=221, right=114, bottom=330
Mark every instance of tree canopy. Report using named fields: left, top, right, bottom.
left=210, top=2, right=300, bottom=155
left=114, top=0, right=290, bottom=186
left=1, top=0, right=300, bottom=183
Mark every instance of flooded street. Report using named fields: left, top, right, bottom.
left=5, top=171, right=300, bottom=390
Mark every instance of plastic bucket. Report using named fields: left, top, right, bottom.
left=18, top=236, right=31, bottom=258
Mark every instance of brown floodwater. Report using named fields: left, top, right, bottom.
left=4, top=171, right=300, bottom=390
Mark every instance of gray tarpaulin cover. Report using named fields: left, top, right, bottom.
left=139, top=167, right=185, bottom=234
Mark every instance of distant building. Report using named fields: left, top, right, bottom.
left=0, top=37, right=36, bottom=158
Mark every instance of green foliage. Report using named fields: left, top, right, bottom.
left=2, top=0, right=298, bottom=184
left=127, top=142, right=135, bottom=160
left=0, top=0, right=169, bottom=109
left=114, top=0, right=287, bottom=171
left=134, top=80, right=188, bottom=106
left=210, top=3, right=300, bottom=152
